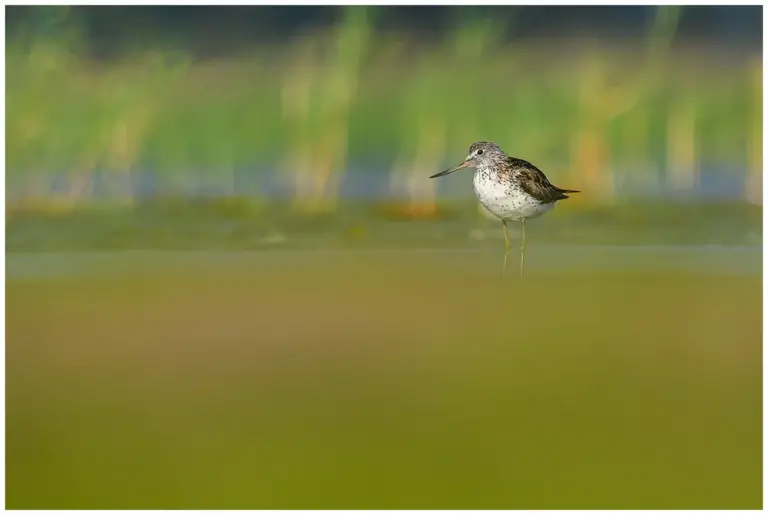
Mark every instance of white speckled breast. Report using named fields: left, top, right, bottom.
left=473, top=168, right=555, bottom=222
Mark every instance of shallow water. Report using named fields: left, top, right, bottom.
left=5, top=163, right=757, bottom=203
left=6, top=244, right=762, bottom=280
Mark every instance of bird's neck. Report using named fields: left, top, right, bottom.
left=474, top=166, right=497, bottom=181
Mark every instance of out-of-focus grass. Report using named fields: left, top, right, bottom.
left=5, top=16, right=759, bottom=206
left=5, top=252, right=762, bottom=509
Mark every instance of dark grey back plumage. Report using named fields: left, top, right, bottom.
left=507, top=157, right=579, bottom=204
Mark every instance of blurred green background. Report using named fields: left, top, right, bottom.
left=5, top=5, right=763, bottom=247
left=5, top=5, right=763, bottom=509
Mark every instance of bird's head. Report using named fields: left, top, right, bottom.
left=430, top=141, right=507, bottom=178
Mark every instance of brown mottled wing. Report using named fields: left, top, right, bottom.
left=509, top=157, right=578, bottom=204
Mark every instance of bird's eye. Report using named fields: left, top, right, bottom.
left=476, top=149, right=484, bottom=156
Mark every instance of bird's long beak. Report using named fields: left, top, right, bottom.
left=430, top=159, right=472, bottom=179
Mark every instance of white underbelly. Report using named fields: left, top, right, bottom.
left=473, top=173, right=555, bottom=221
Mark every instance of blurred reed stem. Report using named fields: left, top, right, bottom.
left=745, top=58, right=762, bottom=205
left=281, top=6, right=371, bottom=214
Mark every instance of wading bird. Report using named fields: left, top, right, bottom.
left=430, top=141, right=579, bottom=278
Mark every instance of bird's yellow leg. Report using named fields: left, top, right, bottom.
left=520, top=218, right=527, bottom=280
left=502, top=220, right=511, bottom=277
